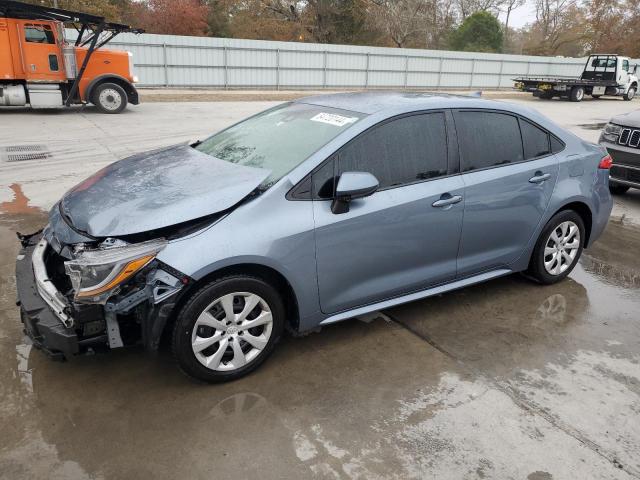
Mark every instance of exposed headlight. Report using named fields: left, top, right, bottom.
left=65, top=239, right=166, bottom=304
left=601, top=123, right=622, bottom=142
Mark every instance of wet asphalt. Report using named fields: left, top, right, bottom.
left=1, top=97, right=640, bottom=479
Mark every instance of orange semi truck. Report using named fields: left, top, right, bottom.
left=0, top=0, right=142, bottom=113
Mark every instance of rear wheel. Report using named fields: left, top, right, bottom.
left=624, top=87, right=636, bottom=101
left=570, top=86, right=585, bottom=102
left=92, top=82, right=127, bottom=114
left=172, top=275, right=284, bottom=383
left=527, top=211, right=584, bottom=285
left=609, top=184, right=630, bottom=195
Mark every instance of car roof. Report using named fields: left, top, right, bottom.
left=295, top=91, right=512, bottom=115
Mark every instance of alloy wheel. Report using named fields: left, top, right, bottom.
left=191, top=292, right=273, bottom=372
left=543, top=221, right=581, bottom=275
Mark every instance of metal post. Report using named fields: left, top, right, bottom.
left=323, top=50, right=327, bottom=88
left=365, top=53, right=370, bottom=88
left=276, top=48, right=280, bottom=90
left=404, top=56, right=409, bottom=88
left=162, top=43, right=168, bottom=87
left=65, top=23, right=103, bottom=106
left=526, top=61, right=531, bottom=76
left=498, top=59, right=504, bottom=89
left=223, top=46, right=228, bottom=89
left=436, top=57, right=443, bottom=89
left=469, top=59, right=475, bottom=88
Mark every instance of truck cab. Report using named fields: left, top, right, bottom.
left=582, top=55, right=638, bottom=99
left=0, top=0, right=141, bottom=113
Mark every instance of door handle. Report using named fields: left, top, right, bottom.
left=432, top=194, right=463, bottom=208
left=529, top=172, right=551, bottom=183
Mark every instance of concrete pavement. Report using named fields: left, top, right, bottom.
left=1, top=95, right=639, bottom=479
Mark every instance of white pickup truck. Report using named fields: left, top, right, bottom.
left=514, top=54, right=638, bottom=102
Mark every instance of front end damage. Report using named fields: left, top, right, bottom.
left=15, top=225, right=190, bottom=360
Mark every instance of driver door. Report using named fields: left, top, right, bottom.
left=312, top=111, right=464, bottom=314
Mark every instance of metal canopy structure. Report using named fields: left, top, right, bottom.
left=0, top=0, right=142, bottom=106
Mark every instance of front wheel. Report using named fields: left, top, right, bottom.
left=570, top=86, right=585, bottom=102
left=526, top=211, right=585, bottom=285
left=92, top=82, right=128, bottom=114
left=624, top=87, right=636, bottom=101
left=172, top=275, right=284, bottom=383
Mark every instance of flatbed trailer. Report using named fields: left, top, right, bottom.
left=514, top=54, right=637, bottom=102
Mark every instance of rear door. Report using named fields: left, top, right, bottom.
left=313, top=111, right=464, bottom=314
left=453, top=110, right=559, bottom=277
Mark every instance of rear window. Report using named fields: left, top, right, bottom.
left=454, top=111, right=523, bottom=172
left=591, top=58, right=616, bottom=68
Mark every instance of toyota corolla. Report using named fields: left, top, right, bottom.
left=15, top=92, right=613, bottom=382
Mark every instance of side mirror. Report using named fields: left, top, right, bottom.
left=331, top=171, right=379, bottom=214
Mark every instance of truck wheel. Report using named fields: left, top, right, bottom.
left=570, top=86, right=585, bottom=102
left=92, top=82, right=128, bottom=114
left=624, top=87, right=636, bottom=101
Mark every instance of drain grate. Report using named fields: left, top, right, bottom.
left=1, top=144, right=51, bottom=162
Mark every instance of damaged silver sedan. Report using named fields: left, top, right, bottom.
left=15, top=92, right=612, bottom=382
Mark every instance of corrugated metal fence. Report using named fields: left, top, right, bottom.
left=72, top=30, right=637, bottom=89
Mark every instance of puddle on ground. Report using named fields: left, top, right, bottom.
left=0, top=210, right=638, bottom=479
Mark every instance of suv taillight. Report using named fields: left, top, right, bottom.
left=598, top=154, right=613, bottom=169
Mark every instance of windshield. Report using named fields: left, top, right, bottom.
left=195, top=102, right=364, bottom=187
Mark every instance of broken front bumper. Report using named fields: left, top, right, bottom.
left=16, top=238, right=79, bottom=360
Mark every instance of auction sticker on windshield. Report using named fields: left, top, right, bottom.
left=310, top=112, right=359, bottom=127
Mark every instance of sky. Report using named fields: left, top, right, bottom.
left=498, top=2, right=537, bottom=29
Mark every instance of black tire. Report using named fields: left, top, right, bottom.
left=570, top=86, right=585, bottom=102
left=623, top=87, right=636, bottom=101
left=172, top=275, right=285, bottom=383
left=526, top=210, right=585, bottom=285
left=609, top=184, right=630, bottom=195
left=91, top=82, right=128, bottom=114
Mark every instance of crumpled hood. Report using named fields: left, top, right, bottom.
left=59, top=144, right=270, bottom=237
left=611, top=110, right=640, bottom=129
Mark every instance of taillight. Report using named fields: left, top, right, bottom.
left=598, top=154, right=613, bottom=169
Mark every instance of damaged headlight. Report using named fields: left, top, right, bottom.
left=601, top=123, right=622, bottom=143
left=64, top=239, right=167, bottom=303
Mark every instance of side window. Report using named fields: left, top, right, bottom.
left=623, top=60, right=630, bottom=72
left=312, top=157, right=336, bottom=199
left=550, top=136, right=565, bottom=153
left=48, top=54, right=59, bottom=71
left=454, top=111, right=523, bottom=172
left=520, top=119, right=550, bottom=159
left=337, top=113, right=448, bottom=189
left=24, top=24, right=55, bottom=44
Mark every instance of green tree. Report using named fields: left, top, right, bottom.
left=449, top=11, right=503, bottom=52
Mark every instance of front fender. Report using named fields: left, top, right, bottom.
left=85, top=74, right=139, bottom=104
